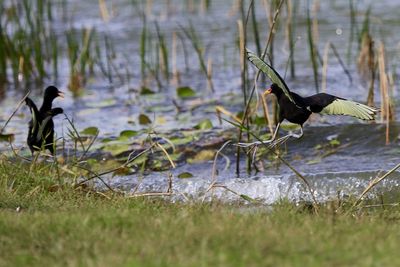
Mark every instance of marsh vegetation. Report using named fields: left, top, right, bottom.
left=1, top=0, right=400, bottom=265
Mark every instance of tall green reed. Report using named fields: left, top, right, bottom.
left=66, top=28, right=97, bottom=94
left=180, top=22, right=215, bottom=92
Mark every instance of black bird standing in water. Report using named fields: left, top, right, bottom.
left=238, top=50, right=378, bottom=148
left=25, top=86, right=64, bottom=155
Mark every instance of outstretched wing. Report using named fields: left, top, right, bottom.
left=47, top=107, right=64, bottom=117
left=320, top=98, right=378, bottom=120
left=25, top=97, right=39, bottom=134
left=246, top=48, right=296, bottom=104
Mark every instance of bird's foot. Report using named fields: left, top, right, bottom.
left=236, top=140, right=273, bottom=148
left=268, top=135, right=291, bottom=149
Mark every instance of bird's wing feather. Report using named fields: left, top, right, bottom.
left=25, top=97, right=39, bottom=134
left=36, top=116, right=52, bottom=142
left=320, top=98, right=378, bottom=120
left=35, top=108, right=63, bottom=142
left=47, top=108, right=64, bottom=117
left=246, top=48, right=296, bottom=104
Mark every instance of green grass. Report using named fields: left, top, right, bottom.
left=1, top=159, right=400, bottom=267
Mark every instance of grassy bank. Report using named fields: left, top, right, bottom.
left=1, top=159, right=400, bottom=267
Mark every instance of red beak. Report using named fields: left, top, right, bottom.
left=263, top=88, right=272, bottom=96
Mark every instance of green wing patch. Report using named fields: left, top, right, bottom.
left=31, top=110, right=38, bottom=134
left=246, top=48, right=296, bottom=104
left=320, top=99, right=378, bottom=120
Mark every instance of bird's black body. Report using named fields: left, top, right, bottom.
left=269, top=83, right=359, bottom=126
left=26, top=86, right=64, bottom=154
left=276, top=90, right=312, bottom=126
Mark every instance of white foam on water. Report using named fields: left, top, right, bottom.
left=99, top=170, right=400, bottom=204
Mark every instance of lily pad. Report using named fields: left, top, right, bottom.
left=329, top=139, right=341, bottom=146
left=86, top=98, right=117, bottom=108
left=155, top=116, right=167, bottom=125
left=187, top=149, right=215, bottom=164
left=178, top=172, right=193, bottom=179
left=253, top=115, right=267, bottom=126
left=146, top=105, right=175, bottom=113
left=140, top=87, right=155, bottom=95
left=113, top=166, right=132, bottom=176
left=89, top=159, right=122, bottom=173
left=76, top=108, right=101, bottom=116
left=170, top=135, right=193, bottom=146
left=86, top=158, right=98, bottom=165
left=281, top=123, right=301, bottom=131
left=0, top=133, right=14, bottom=142
left=139, top=114, right=152, bottom=125
left=194, top=119, right=213, bottom=130
left=80, top=127, right=99, bottom=136
left=307, top=158, right=322, bottom=165
left=177, top=86, right=196, bottom=98
left=102, top=143, right=131, bottom=156
left=314, top=144, right=323, bottom=150
left=119, top=130, right=138, bottom=139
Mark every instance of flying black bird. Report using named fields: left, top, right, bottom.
left=25, top=86, right=64, bottom=154
left=238, top=49, right=378, bottom=147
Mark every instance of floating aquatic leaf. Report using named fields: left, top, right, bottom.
left=168, top=152, right=182, bottom=162
left=329, top=139, right=341, bottom=146
left=253, top=115, right=267, bottom=126
left=155, top=116, right=167, bottom=125
left=99, top=138, right=132, bottom=146
left=0, top=133, right=14, bottom=142
left=178, top=172, right=193, bottom=179
left=139, top=114, right=152, bottom=125
left=119, top=130, right=138, bottom=139
left=236, top=111, right=244, bottom=119
left=307, top=158, right=322, bottom=165
left=259, top=132, right=272, bottom=141
left=151, top=159, right=165, bottom=170
left=86, top=98, right=117, bottom=108
left=127, top=153, right=148, bottom=166
left=95, top=138, right=132, bottom=153
left=140, top=87, right=155, bottom=95
left=76, top=108, right=101, bottom=116
left=177, top=86, right=196, bottom=98
left=280, top=123, right=301, bottom=131
left=86, top=158, right=98, bottom=165
left=101, top=138, right=113, bottom=143
left=147, top=105, right=175, bottom=113
left=102, top=143, right=131, bottom=156
left=194, top=119, right=213, bottom=130
left=113, top=166, right=131, bottom=176
left=80, top=127, right=99, bottom=136
left=89, top=159, right=122, bottom=173
left=187, top=149, right=215, bottom=164
left=314, top=144, right=323, bottom=150
left=170, top=136, right=193, bottom=146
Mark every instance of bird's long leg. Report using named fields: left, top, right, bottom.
left=236, top=123, right=281, bottom=148
left=269, top=127, right=303, bottom=148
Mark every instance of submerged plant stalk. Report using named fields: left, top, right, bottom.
left=307, top=0, right=319, bottom=93
left=378, top=42, right=391, bottom=145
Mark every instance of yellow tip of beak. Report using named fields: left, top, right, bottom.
left=263, top=88, right=272, bottom=96
left=58, top=91, right=65, bottom=99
